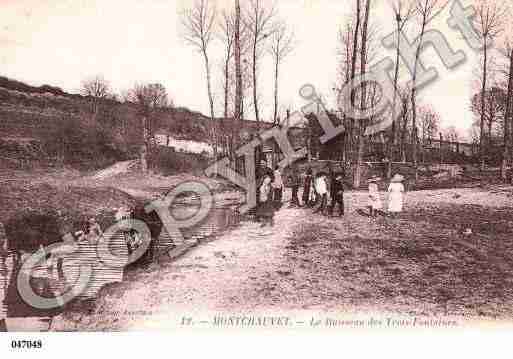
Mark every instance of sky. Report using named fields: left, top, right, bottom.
left=0, top=0, right=494, bottom=140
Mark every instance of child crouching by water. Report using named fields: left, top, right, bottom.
left=257, top=175, right=275, bottom=227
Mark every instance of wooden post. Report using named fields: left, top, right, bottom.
left=439, top=132, right=443, bottom=169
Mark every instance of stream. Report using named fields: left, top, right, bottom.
left=0, top=203, right=241, bottom=331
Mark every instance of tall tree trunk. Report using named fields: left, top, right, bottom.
left=354, top=0, right=371, bottom=188
left=252, top=35, right=260, bottom=129
left=203, top=51, right=217, bottom=159
left=349, top=0, right=361, bottom=185
left=411, top=15, right=427, bottom=181
left=501, top=48, right=513, bottom=180
left=224, top=58, right=230, bottom=119
left=273, top=52, right=279, bottom=124
left=223, top=57, right=230, bottom=157
left=439, top=132, right=443, bottom=168
left=342, top=27, right=352, bottom=163
left=388, top=17, right=402, bottom=179
left=488, top=117, right=493, bottom=148
left=400, top=109, right=408, bottom=162
left=234, top=0, right=242, bottom=151
left=479, top=41, right=488, bottom=171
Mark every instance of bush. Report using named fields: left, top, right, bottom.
left=150, top=147, right=208, bottom=176
left=4, top=210, right=62, bottom=252
left=42, top=115, right=127, bottom=170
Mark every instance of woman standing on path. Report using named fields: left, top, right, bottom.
left=258, top=176, right=275, bottom=227
left=368, top=176, right=383, bottom=217
left=387, top=174, right=405, bottom=218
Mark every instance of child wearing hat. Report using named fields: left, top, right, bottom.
left=368, top=175, right=382, bottom=217
left=388, top=174, right=405, bottom=218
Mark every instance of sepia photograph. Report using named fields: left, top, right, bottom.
left=0, top=0, right=512, bottom=353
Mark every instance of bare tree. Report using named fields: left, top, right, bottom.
left=336, top=1, right=382, bottom=170
left=387, top=0, right=416, bottom=177
left=217, top=5, right=254, bottom=157
left=219, top=8, right=252, bottom=118
left=411, top=0, right=441, bottom=179
left=125, top=83, right=170, bottom=173
left=345, top=0, right=362, bottom=178
left=80, top=75, right=111, bottom=118
left=474, top=0, right=506, bottom=170
left=349, top=0, right=362, bottom=115
left=500, top=35, right=513, bottom=180
left=398, top=86, right=412, bottom=161
left=245, top=0, right=277, bottom=129
left=219, top=10, right=236, bottom=120
left=471, top=85, right=506, bottom=148
left=418, top=105, right=440, bottom=144
left=353, top=0, right=372, bottom=188
left=336, top=22, right=356, bottom=162
left=234, top=0, right=243, bottom=128
left=443, top=126, right=459, bottom=143
left=182, top=0, right=218, bottom=158
left=267, top=20, right=294, bottom=124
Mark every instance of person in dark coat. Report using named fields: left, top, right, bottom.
left=329, top=172, right=345, bottom=217
left=302, top=168, right=313, bottom=208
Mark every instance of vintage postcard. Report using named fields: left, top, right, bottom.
left=0, top=0, right=513, bottom=354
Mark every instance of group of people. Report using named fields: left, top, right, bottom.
left=367, top=173, right=405, bottom=218
left=295, top=168, right=346, bottom=217
left=255, top=160, right=407, bottom=226
left=256, top=161, right=285, bottom=227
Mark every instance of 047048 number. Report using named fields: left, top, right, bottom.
left=11, top=340, right=43, bottom=349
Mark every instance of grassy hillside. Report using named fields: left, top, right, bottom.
left=0, top=76, right=218, bottom=172
left=0, top=76, right=281, bottom=174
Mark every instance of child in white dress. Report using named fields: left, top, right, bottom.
left=368, top=176, right=382, bottom=217
left=388, top=174, right=405, bottom=218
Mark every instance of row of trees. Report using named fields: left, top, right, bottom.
left=336, top=0, right=513, bottom=185
left=334, top=0, right=449, bottom=186
left=82, top=1, right=513, bottom=181
left=80, top=0, right=296, bottom=173
left=469, top=0, right=513, bottom=178
left=181, top=0, right=295, bottom=159
left=80, top=75, right=172, bottom=172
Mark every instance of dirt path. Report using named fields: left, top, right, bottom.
left=91, top=160, right=137, bottom=180
left=52, top=206, right=305, bottom=330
